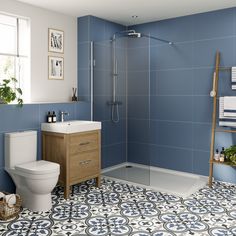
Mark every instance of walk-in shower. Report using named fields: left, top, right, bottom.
left=92, top=30, right=207, bottom=197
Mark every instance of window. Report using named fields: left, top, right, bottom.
left=0, top=13, right=30, bottom=102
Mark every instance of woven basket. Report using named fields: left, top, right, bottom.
left=0, top=193, right=22, bottom=221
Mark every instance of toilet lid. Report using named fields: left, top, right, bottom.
left=15, top=160, right=60, bottom=175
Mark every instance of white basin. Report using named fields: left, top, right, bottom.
left=41, top=120, right=101, bottom=134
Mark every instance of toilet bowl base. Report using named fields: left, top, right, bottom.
left=17, top=188, right=52, bottom=212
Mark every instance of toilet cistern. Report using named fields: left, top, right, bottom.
left=60, top=111, right=69, bottom=122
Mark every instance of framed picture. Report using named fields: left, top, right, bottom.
left=48, top=28, right=64, bottom=53
left=48, top=56, right=64, bottom=80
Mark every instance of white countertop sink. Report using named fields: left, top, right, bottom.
left=41, top=120, right=101, bottom=134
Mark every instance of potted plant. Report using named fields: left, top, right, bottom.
left=0, top=77, right=23, bottom=106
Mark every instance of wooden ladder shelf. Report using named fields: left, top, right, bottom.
left=208, top=51, right=236, bottom=187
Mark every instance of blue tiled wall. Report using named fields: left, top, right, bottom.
left=77, top=16, right=126, bottom=168
left=129, top=7, right=236, bottom=182
left=0, top=102, right=91, bottom=192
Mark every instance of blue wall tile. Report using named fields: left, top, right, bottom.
left=193, top=37, right=235, bottom=67
left=78, top=42, right=90, bottom=69
left=151, top=121, right=193, bottom=149
left=90, top=16, right=106, bottom=42
left=127, top=47, right=149, bottom=71
left=93, top=69, right=112, bottom=96
left=151, top=42, right=193, bottom=70
left=150, top=96, right=193, bottom=122
left=193, top=123, right=211, bottom=151
left=104, top=21, right=125, bottom=40
left=150, top=145, right=193, bottom=173
left=128, top=96, right=149, bottom=119
left=76, top=102, right=91, bottom=120
left=193, top=68, right=214, bottom=95
left=192, top=96, right=212, bottom=123
left=78, top=69, right=90, bottom=101
left=128, top=119, right=150, bottom=144
left=102, top=143, right=126, bottom=168
left=151, top=15, right=194, bottom=44
left=77, top=16, right=90, bottom=43
left=213, top=165, right=236, bottom=183
left=193, top=8, right=235, bottom=40
left=102, top=120, right=126, bottom=146
left=94, top=43, right=112, bottom=71
left=0, top=133, right=4, bottom=168
left=127, top=71, right=149, bottom=96
left=0, top=168, right=15, bottom=192
left=155, top=69, right=193, bottom=96
left=127, top=143, right=150, bottom=165
left=193, top=150, right=210, bottom=176
left=0, top=105, right=39, bottom=133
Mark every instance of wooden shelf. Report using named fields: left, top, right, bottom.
left=211, top=160, right=236, bottom=167
left=215, top=128, right=236, bottom=133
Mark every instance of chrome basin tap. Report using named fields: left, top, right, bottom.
left=60, top=111, right=69, bottom=122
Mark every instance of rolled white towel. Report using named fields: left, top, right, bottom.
left=0, top=192, right=5, bottom=200
left=5, top=194, right=16, bottom=207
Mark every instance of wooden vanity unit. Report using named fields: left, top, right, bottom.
left=42, top=130, right=101, bottom=199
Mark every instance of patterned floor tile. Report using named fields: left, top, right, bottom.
left=0, top=179, right=235, bottom=236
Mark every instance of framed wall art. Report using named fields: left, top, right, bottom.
left=48, top=56, right=64, bottom=80
left=48, top=28, right=64, bottom=53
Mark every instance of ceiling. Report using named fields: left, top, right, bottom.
left=16, top=0, right=236, bottom=26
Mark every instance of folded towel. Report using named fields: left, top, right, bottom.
left=223, top=96, right=236, bottom=117
left=219, top=97, right=236, bottom=127
left=232, top=67, right=236, bottom=89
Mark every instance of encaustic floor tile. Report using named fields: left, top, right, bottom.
left=0, top=178, right=236, bottom=236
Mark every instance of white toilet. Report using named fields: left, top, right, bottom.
left=4, top=130, right=60, bottom=212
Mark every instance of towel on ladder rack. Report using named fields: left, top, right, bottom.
left=223, top=96, right=236, bottom=117
left=231, top=67, right=236, bottom=90
left=219, top=97, right=236, bottom=127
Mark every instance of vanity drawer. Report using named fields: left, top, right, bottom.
left=70, top=150, right=99, bottom=181
left=69, top=132, right=98, bottom=154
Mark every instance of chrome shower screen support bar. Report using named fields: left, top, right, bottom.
left=90, top=41, right=94, bottom=121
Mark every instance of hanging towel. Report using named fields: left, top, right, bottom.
left=232, top=67, right=236, bottom=90
left=219, top=97, right=236, bottom=127
left=223, top=96, right=236, bottom=117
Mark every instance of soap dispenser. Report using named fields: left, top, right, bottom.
left=47, top=111, right=52, bottom=123
left=52, top=111, right=57, bottom=123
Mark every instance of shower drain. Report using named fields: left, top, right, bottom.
left=125, top=165, right=133, bottom=168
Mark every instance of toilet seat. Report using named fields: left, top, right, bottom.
left=15, top=160, right=59, bottom=175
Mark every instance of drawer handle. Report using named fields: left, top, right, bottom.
left=79, top=160, right=92, bottom=165
left=79, top=142, right=90, bottom=146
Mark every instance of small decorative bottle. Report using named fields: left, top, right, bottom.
left=52, top=111, right=57, bottom=123
left=214, top=149, right=220, bottom=161
left=220, top=147, right=225, bottom=162
left=47, top=111, right=52, bottom=123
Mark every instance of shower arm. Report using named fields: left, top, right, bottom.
left=142, top=34, right=173, bottom=44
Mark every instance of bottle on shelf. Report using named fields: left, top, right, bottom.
left=52, top=111, right=57, bottom=123
left=220, top=147, right=225, bottom=162
left=47, top=111, right=52, bottom=123
left=214, top=149, right=220, bottom=161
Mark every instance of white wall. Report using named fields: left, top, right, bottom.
left=1, top=0, right=77, bottom=102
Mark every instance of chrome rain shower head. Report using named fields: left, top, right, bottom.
left=127, top=32, right=142, bottom=38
